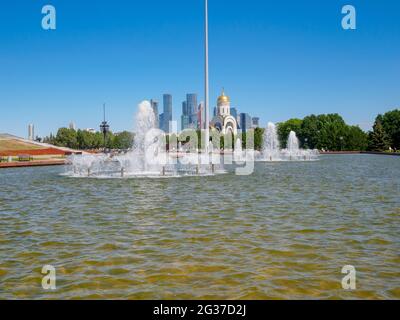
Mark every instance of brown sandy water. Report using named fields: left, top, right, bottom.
left=0, top=155, right=399, bottom=299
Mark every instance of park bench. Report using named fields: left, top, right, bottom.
left=18, top=155, right=33, bottom=162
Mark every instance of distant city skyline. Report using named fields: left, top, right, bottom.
left=1, top=0, right=399, bottom=138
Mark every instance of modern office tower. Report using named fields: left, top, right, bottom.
left=161, top=94, right=173, bottom=133
left=159, top=113, right=165, bottom=132
left=28, top=124, right=34, bottom=141
left=252, top=117, right=260, bottom=128
left=240, top=113, right=252, bottom=132
left=163, top=94, right=173, bottom=114
left=182, top=101, right=188, bottom=116
left=181, top=115, right=190, bottom=130
left=150, top=99, right=159, bottom=128
left=181, top=101, right=190, bottom=130
left=230, top=107, right=238, bottom=121
left=69, top=122, right=76, bottom=130
left=186, top=94, right=198, bottom=128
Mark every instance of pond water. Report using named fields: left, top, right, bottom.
left=0, top=155, right=399, bottom=299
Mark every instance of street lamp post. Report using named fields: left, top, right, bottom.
left=100, top=103, right=110, bottom=152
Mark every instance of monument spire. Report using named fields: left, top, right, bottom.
left=204, top=0, right=210, bottom=149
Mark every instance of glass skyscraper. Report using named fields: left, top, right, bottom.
left=161, top=94, right=173, bottom=133
left=230, top=107, right=238, bottom=121
left=186, top=94, right=198, bottom=128
left=180, top=94, right=198, bottom=130
left=181, top=101, right=190, bottom=130
left=240, top=113, right=252, bottom=132
left=252, top=117, right=260, bottom=128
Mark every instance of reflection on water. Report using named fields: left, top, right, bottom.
left=0, top=155, right=399, bottom=299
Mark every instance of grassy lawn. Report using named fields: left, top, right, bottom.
left=0, top=139, right=43, bottom=152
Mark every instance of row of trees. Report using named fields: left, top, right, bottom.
left=43, top=129, right=134, bottom=150
left=277, top=114, right=368, bottom=151
left=44, top=109, right=399, bottom=152
left=276, top=109, right=400, bottom=152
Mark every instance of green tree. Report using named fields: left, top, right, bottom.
left=55, top=128, right=78, bottom=149
left=254, top=127, right=264, bottom=151
left=301, top=114, right=349, bottom=151
left=368, top=120, right=390, bottom=151
left=379, top=109, right=400, bottom=150
left=77, top=130, right=92, bottom=149
left=113, top=131, right=134, bottom=150
left=344, top=126, right=368, bottom=151
left=75, top=130, right=105, bottom=149
left=277, top=119, right=303, bottom=148
left=300, top=115, right=320, bottom=149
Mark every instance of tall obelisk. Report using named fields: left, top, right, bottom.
left=204, top=0, right=210, bottom=151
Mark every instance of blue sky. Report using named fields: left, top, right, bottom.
left=0, top=0, right=399, bottom=138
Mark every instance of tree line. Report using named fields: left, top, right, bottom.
left=43, top=129, right=134, bottom=150
left=276, top=109, right=400, bottom=152
left=44, top=109, right=399, bottom=152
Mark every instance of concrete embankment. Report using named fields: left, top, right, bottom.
left=0, top=159, right=66, bottom=168
left=321, top=151, right=400, bottom=156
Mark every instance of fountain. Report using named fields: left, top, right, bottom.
left=261, top=122, right=282, bottom=161
left=65, top=101, right=225, bottom=178
left=258, top=123, right=319, bottom=162
left=287, top=131, right=299, bottom=152
left=234, top=138, right=243, bottom=161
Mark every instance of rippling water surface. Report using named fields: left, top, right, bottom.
left=0, top=155, right=399, bottom=299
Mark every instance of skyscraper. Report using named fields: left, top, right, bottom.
left=181, top=101, right=190, bottom=130
left=150, top=99, right=159, bottom=128
left=182, top=101, right=188, bottom=115
left=28, top=124, right=34, bottom=141
left=230, top=107, right=238, bottom=121
left=252, top=117, right=260, bottom=128
left=186, top=94, right=198, bottom=128
left=240, top=113, right=252, bottom=132
left=163, top=94, right=172, bottom=115
left=159, top=113, right=165, bottom=132
left=160, top=94, right=173, bottom=133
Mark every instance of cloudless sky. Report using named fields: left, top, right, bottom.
left=0, top=0, right=399, bottom=138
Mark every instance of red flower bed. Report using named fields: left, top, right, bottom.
left=0, top=148, right=66, bottom=156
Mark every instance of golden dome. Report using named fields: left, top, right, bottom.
left=217, top=89, right=230, bottom=105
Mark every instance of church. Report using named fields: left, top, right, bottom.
left=210, top=89, right=238, bottom=135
